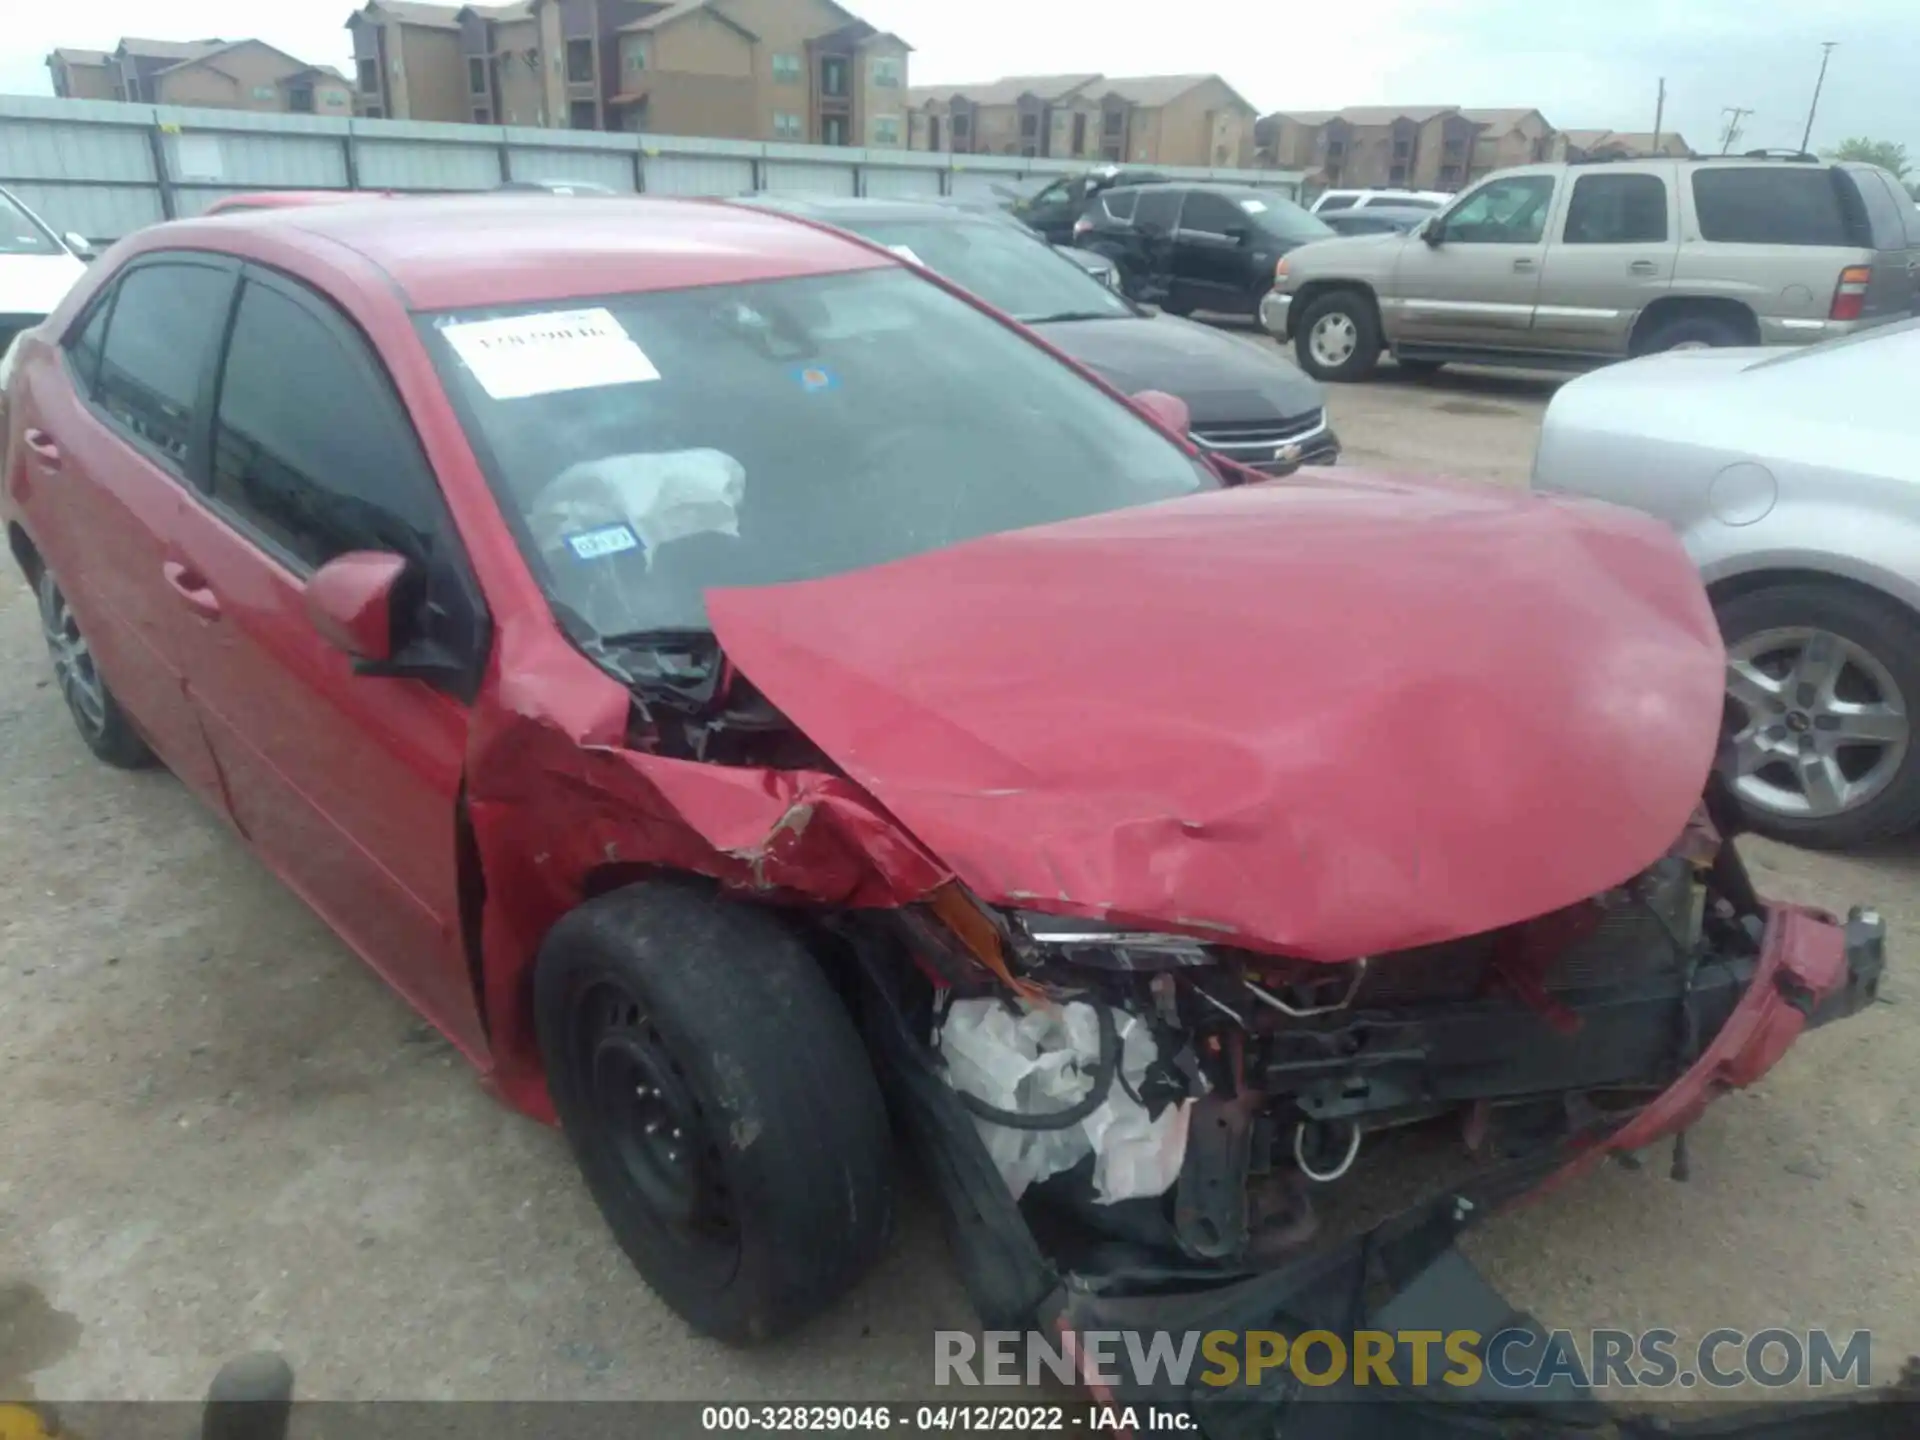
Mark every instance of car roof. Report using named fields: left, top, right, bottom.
left=1108, top=181, right=1292, bottom=201
left=742, top=195, right=993, bottom=226
left=203, top=190, right=388, bottom=214
left=162, top=194, right=895, bottom=311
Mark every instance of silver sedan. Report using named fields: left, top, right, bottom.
left=1532, top=319, right=1920, bottom=849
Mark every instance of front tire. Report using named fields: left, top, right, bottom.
left=37, top=568, right=153, bottom=769
left=535, top=883, right=894, bottom=1342
left=1294, top=291, right=1382, bottom=381
left=1717, top=582, right=1920, bottom=848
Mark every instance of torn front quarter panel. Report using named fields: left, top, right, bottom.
left=462, top=621, right=950, bottom=1118
left=707, top=472, right=1727, bottom=959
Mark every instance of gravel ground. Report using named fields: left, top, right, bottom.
left=2, top=354, right=1913, bottom=1406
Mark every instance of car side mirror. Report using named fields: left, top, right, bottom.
left=1132, top=388, right=1192, bottom=436
left=63, top=231, right=94, bottom=260
left=1421, top=219, right=1445, bottom=247
left=304, top=551, right=408, bottom=663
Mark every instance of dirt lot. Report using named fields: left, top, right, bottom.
left=2, top=356, right=1914, bottom=1404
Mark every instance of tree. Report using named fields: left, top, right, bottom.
left=1826, top=136, right=1910, bottom=179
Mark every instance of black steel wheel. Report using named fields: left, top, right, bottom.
left=535, top=882, right=893, bottom=1342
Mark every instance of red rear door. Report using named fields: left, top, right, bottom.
left=165, top=266, right=493, bottom=1056
left=8, top=256, right=237, bottom=804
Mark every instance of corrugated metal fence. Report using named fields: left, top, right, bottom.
left=0, top=93, right=1305, bottom=242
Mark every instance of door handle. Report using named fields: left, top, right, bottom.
left=1630, top=259, right=1660, bottom=275
left=22, top=428, right=61, bottom=468
left=161, top=560, right=222, bottom=620
left=1513, top=257, right=1536, bottom=272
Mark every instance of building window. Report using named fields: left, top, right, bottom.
left=1392, top=139, right=1411, bottom=159
left=872, top=114, right=900, bottom=146
left=363, top=104, right=385, bottom=118
left=820, top=55, right=848, bottom=98
left=772, top=52, right=802, bottom=83
left=1326, top=139, right=1345, bottom=158
left=870, top=55, right=901, bottom=87
left=468, top=57, right=486, bottom=92
left=569, top=98, right=597, bottom=129
left=1103, top=109, right=1125, bottom=137
left=1019, top=112, right=1039, bottom=140
left=952, top=110, right=971, bottom=139
left=566, top=38, right=593, bottom=84
left=928, top=115, right=943, bottom=150
left=356, top=57, right=379, bottom=91
left=1439, top=164, right=1461, bottom=186
left=774, top=111, right=803, bottom=140
left=1389, top=164, right=1408, bottom=185
left=288, top=86, right=315, bottom=113
left=473, top=105, right=492, bottom=123
left=822, top=114, right=849, bottom=146
left=626, top=43, right=646, bottom=70
left=251, top=85, right=277, bottom=101
left=1071, top=111, right=1088, bottom=155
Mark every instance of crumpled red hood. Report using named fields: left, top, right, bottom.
left=706, top=472, right=1725, bottom=960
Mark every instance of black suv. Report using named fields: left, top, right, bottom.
left=1013, top=167, right=1171, bottom=245
left=1074, top=182, right=1334, bottom=319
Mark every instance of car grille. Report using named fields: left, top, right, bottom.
left=1190, top=410, right=1332, bottom=473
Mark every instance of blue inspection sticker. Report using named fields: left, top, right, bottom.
left=566, top=524, right=642, bottom=560
left=794, top=364, right=840, bottom=394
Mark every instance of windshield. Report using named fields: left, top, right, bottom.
left=841, top=217, right=1133, bottom=323
left=423, top=267, right=1214, bottom=641
left=1241, top=193, right=1336, bottom=244
left=0, top=191, right=61, bottom=257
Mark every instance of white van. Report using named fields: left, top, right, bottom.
left=0, top=186, right=91, bottom=354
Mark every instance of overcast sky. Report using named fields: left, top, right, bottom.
left=6, top=0, right=1915, bottom=160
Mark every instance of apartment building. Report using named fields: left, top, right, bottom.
left=1560, top=129, right=1694, bottom=161
left=905, top=73, right=1256, bottom=168
left=346, top=0, right=910, bottom=143
left=48, top=38, right=354, bottom=114
left=1256, top=105, right=1556, bottom=190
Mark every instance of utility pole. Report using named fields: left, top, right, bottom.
left=1651, top=77, right=1665, bottom=154
left=1720, top=106, right=1754, bottom=154
left=1799, top=41, right=1837, bottom=155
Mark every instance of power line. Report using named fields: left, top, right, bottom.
left=1720, top=107, right=1753, bottom=154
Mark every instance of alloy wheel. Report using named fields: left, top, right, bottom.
left=40, top=580, right=107, bottom=738
left=1309, top=312, right=1358, bottom=370
left=1724, top=626, right=1910, bottom=820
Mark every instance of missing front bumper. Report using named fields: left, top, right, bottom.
left=860, top=901, right=1887, bottom=1435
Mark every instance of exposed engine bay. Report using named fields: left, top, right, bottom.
left=844, top=811, right=1882, bottom=1297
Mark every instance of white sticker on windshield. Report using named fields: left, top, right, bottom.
left=1238, top=199, right=1268, bottom=214
left=441, top=307, right=660, bottom=400
left=885, top=243, right=926, bottom=266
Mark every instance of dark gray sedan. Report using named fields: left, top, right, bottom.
left=740, top=196, right=1337, bottom=473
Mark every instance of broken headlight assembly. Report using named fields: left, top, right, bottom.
left=896, top=835, right=1841, bottom=1276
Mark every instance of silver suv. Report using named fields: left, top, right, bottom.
left=1264, top=155, right=1920, bottom=381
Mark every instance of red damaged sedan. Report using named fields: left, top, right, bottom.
left=1, top=198, right=1884, bottom=1387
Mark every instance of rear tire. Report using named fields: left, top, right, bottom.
left=535, top=882, right=894, bottom=1342
left=36, top=568, right=153, bottom=770
left=1638, top=311, right=1749, bottom=354
left=1294, top=291, right=1382, bottom=381
left=1716, top=582, right=1920, bottom=849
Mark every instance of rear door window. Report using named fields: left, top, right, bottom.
left=1179, top=191, right=1245, bottom=236
left=93, top=260, right=236, bottom=475
left=1101, top=189, right=1138, bottom=221
left=1563, top=173, right=1669, bottom=243
left=1132, top=188, right=1184, bottom=233
left=1691, top=167, right=1852, bottom=246
left=1317, top=194, right=1356, bottom=212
